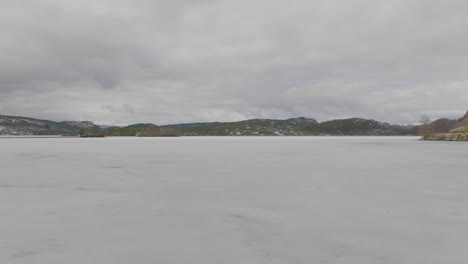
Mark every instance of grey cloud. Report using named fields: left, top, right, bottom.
left=0, top=0, right=467, bottom=125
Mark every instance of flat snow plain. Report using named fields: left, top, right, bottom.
left=1, top=136, right=467, bottom=264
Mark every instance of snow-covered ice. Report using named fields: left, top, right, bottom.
left=1, top=136, right=467, bottom=263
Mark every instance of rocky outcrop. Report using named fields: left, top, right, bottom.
left=421, top=126, right=468, bottom=141
left=454, top=110, right=468, bottom=129
left=462, top=110, right=468, bottom=120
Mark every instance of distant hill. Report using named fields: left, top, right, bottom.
left=430, top=118, right=457, bottom=133
left=124, top=123, right=157, bottom=129
left=164, top=122, right=221, bottom=131
left=162, top=117, right=415, bottom=136
left=106, top=126, right=179, bottom=137
left=0, top=114, right=417, bottom=136
left=163, top=117, right=319, bottom=136
left=61, top=121, right=97, bottom=130
left=300, top=118, right=416, bottom=135
left=421, top=109, right=468, bottom=134
left=102, top=123, right=158, bottom=132
left=0, top=114, right=98, bottom=135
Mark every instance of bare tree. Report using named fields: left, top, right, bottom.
left=420, top=114, right=432, bottom=135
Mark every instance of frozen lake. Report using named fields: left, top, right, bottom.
left=1, top=136, right=467, bottom=264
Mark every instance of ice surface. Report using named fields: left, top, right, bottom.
left=0, top=136, right=467, bottom=264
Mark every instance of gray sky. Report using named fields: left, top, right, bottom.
left=1, top=0, right=467, bottom=125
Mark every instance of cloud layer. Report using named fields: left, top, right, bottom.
left=1, top=0, right=467, bottom=125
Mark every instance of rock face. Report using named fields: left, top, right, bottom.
left=463, top=110, right=468, bottom=120
left=454, top=110, right=468, bottom=128
left=421, top=126, right=468, bottom=141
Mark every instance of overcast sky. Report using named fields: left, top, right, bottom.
left=1, top=0, right=467, bottom=125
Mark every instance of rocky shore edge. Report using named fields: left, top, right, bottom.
left=421, top=126, right=468, bottom=141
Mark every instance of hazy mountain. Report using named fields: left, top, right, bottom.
left=391, top=124, right=416, bottom=131
left=61, top=121, right=97, bottom=130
